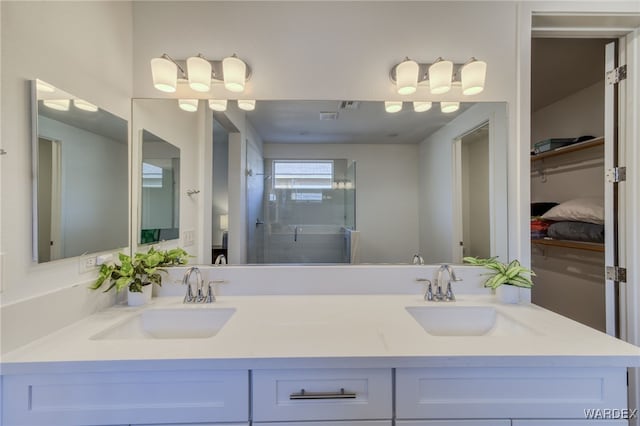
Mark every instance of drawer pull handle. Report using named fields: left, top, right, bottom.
left=290, top=388, right=356, bottom=400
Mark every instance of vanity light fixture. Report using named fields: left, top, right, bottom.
left=384, top=101, right=402, bottom=113
left=43, top=99, right=70, bottom=111
left=151, top=55, right=180, bottom=93
left=413, top=101, right=432, bottom=112
left=179, top=99, right=199, bottom=112
left=389, top=56, right=486, bottom=96
left=187, top=55, right=212, bottom=92
left=238, top=99, right=256, bottom=111
left=440, top=101, right=460, bottom=113
left=461, top=57, right=487, bottom=95
left=428, top=58, right=454, bottom=94
left=208, top=99, right=228, bottom=112
left=73, top=99, right=98, bottom=112
left=222, top=55, right=247, bottom=93
left=395, top=58, right=420, bottom=95
left=150, top=53, right=252, bottom=94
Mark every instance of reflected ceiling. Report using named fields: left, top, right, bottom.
left=246, top=100, right=471, bottom=145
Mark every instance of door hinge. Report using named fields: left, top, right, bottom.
left=606, top=266, right=627, bottom=282
left=607, top=65, right=627, bottom=84
left=606, top=166, right=626, bottom=183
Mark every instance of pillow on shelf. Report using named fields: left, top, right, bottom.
left=541, top=197, right=604, bottom=225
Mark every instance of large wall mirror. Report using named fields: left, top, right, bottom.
left=243, top=100, right=508, bottom=265
left=139, top=130, right=180, bottom=244
left=31, top=79, right=128, bottom=263
left=132, top=99, right=508, bottom=265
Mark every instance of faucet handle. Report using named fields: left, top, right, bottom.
left=207, top=279, right=227, bottom=303
left=444, top=282, right=455, bottom=301
left=415, top=278, right=432, bottom=301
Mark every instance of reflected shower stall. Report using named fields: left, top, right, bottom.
left=252, top=159, right=357, bottom=264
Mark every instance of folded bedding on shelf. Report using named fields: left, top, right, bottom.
left=547, top=221, right=604, bottom=243
left=531, top=218, right=553, bottom=239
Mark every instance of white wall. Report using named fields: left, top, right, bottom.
left=264, top=143, right=419, bottom=264
left=531, top=82, right=605, bottom=203
left=132, top=1, right=517, bottom=102
left=419, top=103, right=508, bottom=264
left=0, top=1, right=133, bottom=304
left=38, top=116, right=128, bottom=258
left=531, top=81, right=605, bottom=146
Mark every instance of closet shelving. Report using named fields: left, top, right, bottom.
left=531, top=135, right=605, bottom=253
left=531, top=136, right=604, bottom=162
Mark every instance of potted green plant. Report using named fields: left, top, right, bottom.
left=463, top=256, right=535, bottom=303
left=90, top=247, right=189, bottom=306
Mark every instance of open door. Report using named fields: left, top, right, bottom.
left=603, top=40, right=623, bottom=337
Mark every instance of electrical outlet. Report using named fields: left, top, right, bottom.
left=183, top=230, right=195, bottom=247
left=79, top=255, right=98, bottom=273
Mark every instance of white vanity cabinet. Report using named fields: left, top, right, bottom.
left=2, top=370, right=249, bottom=426
left=251, top=368, right=392, bottom=425
left=395, top=367, right=628, bottom=421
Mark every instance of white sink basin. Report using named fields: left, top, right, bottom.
left=406, top=306, right=534, bottom=336
left=92, top=308, right=236, bottom=340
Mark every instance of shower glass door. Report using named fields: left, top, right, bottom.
left=257, top=158, right=356, bottom=264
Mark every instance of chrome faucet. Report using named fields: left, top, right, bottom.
left=182, top=266, right=213, bottom=304
left=412, top=253, right=425, bottom=265
left=435, top=264, right=461, bottom=302
left=214, top=254, right=227, bottom=265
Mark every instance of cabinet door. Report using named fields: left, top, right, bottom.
left=137, top=423, right=249, bottom=426
left=513, top=421, right=627, bottom=425
left=3, top=370, right=249, bottom=426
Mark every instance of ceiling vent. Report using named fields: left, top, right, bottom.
left=340, top=101, right=361, bottom=110
left=319, top=111, right=339, bottom=121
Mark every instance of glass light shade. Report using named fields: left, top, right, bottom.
left=396, top=59, right=419, bottom=95
left=208, top=99, right=228, bottom=111
left=238, top=99, right=256, bottom=111
left=73, top=99, right=98, bottom=112
left=43, top=99, right=70, bottom=111
left=428, top=59, right=453, bottom=94
left=178, top=99, right=199, bottom=112
left=413, top=101, right=432, bottom=112
left=384, top=101, right=402, bottom=113
left=187, top=56, right=212, bottom=92
left=36, top=80, right=55, bottom=93
left=461, top=59, right=487, bottom=95
left=219, top=214, right=228, bottom=231
left=151, top=57, right=177, bottom=93
left=441, top=101, right=460, bottom=113
left=223, top=56, right=247, bottom=93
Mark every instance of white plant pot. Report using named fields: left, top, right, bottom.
left=127, top=284, right=153, bottom=306
left=497, top=285, right=520, bottom=304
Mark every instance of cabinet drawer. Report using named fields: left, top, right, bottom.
left=2, top=370, right=249, bottom=426
left=252, top=368, right=392, bottom=421
left=396, top=367, right=627, bottom=419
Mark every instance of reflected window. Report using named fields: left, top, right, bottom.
left=273, top=160, right=333, bottom=189
left=142, top=162, right=163, bottom=188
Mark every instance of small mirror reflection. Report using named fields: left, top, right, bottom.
left=139, top=130, right=181, bottom=245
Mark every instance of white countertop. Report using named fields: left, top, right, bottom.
left=2, top=294, right=640, bottom=374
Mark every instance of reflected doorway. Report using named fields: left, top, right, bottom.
left=453, top=123, right=491, bottom=262
left=212, top=118, right=230, bottom=263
